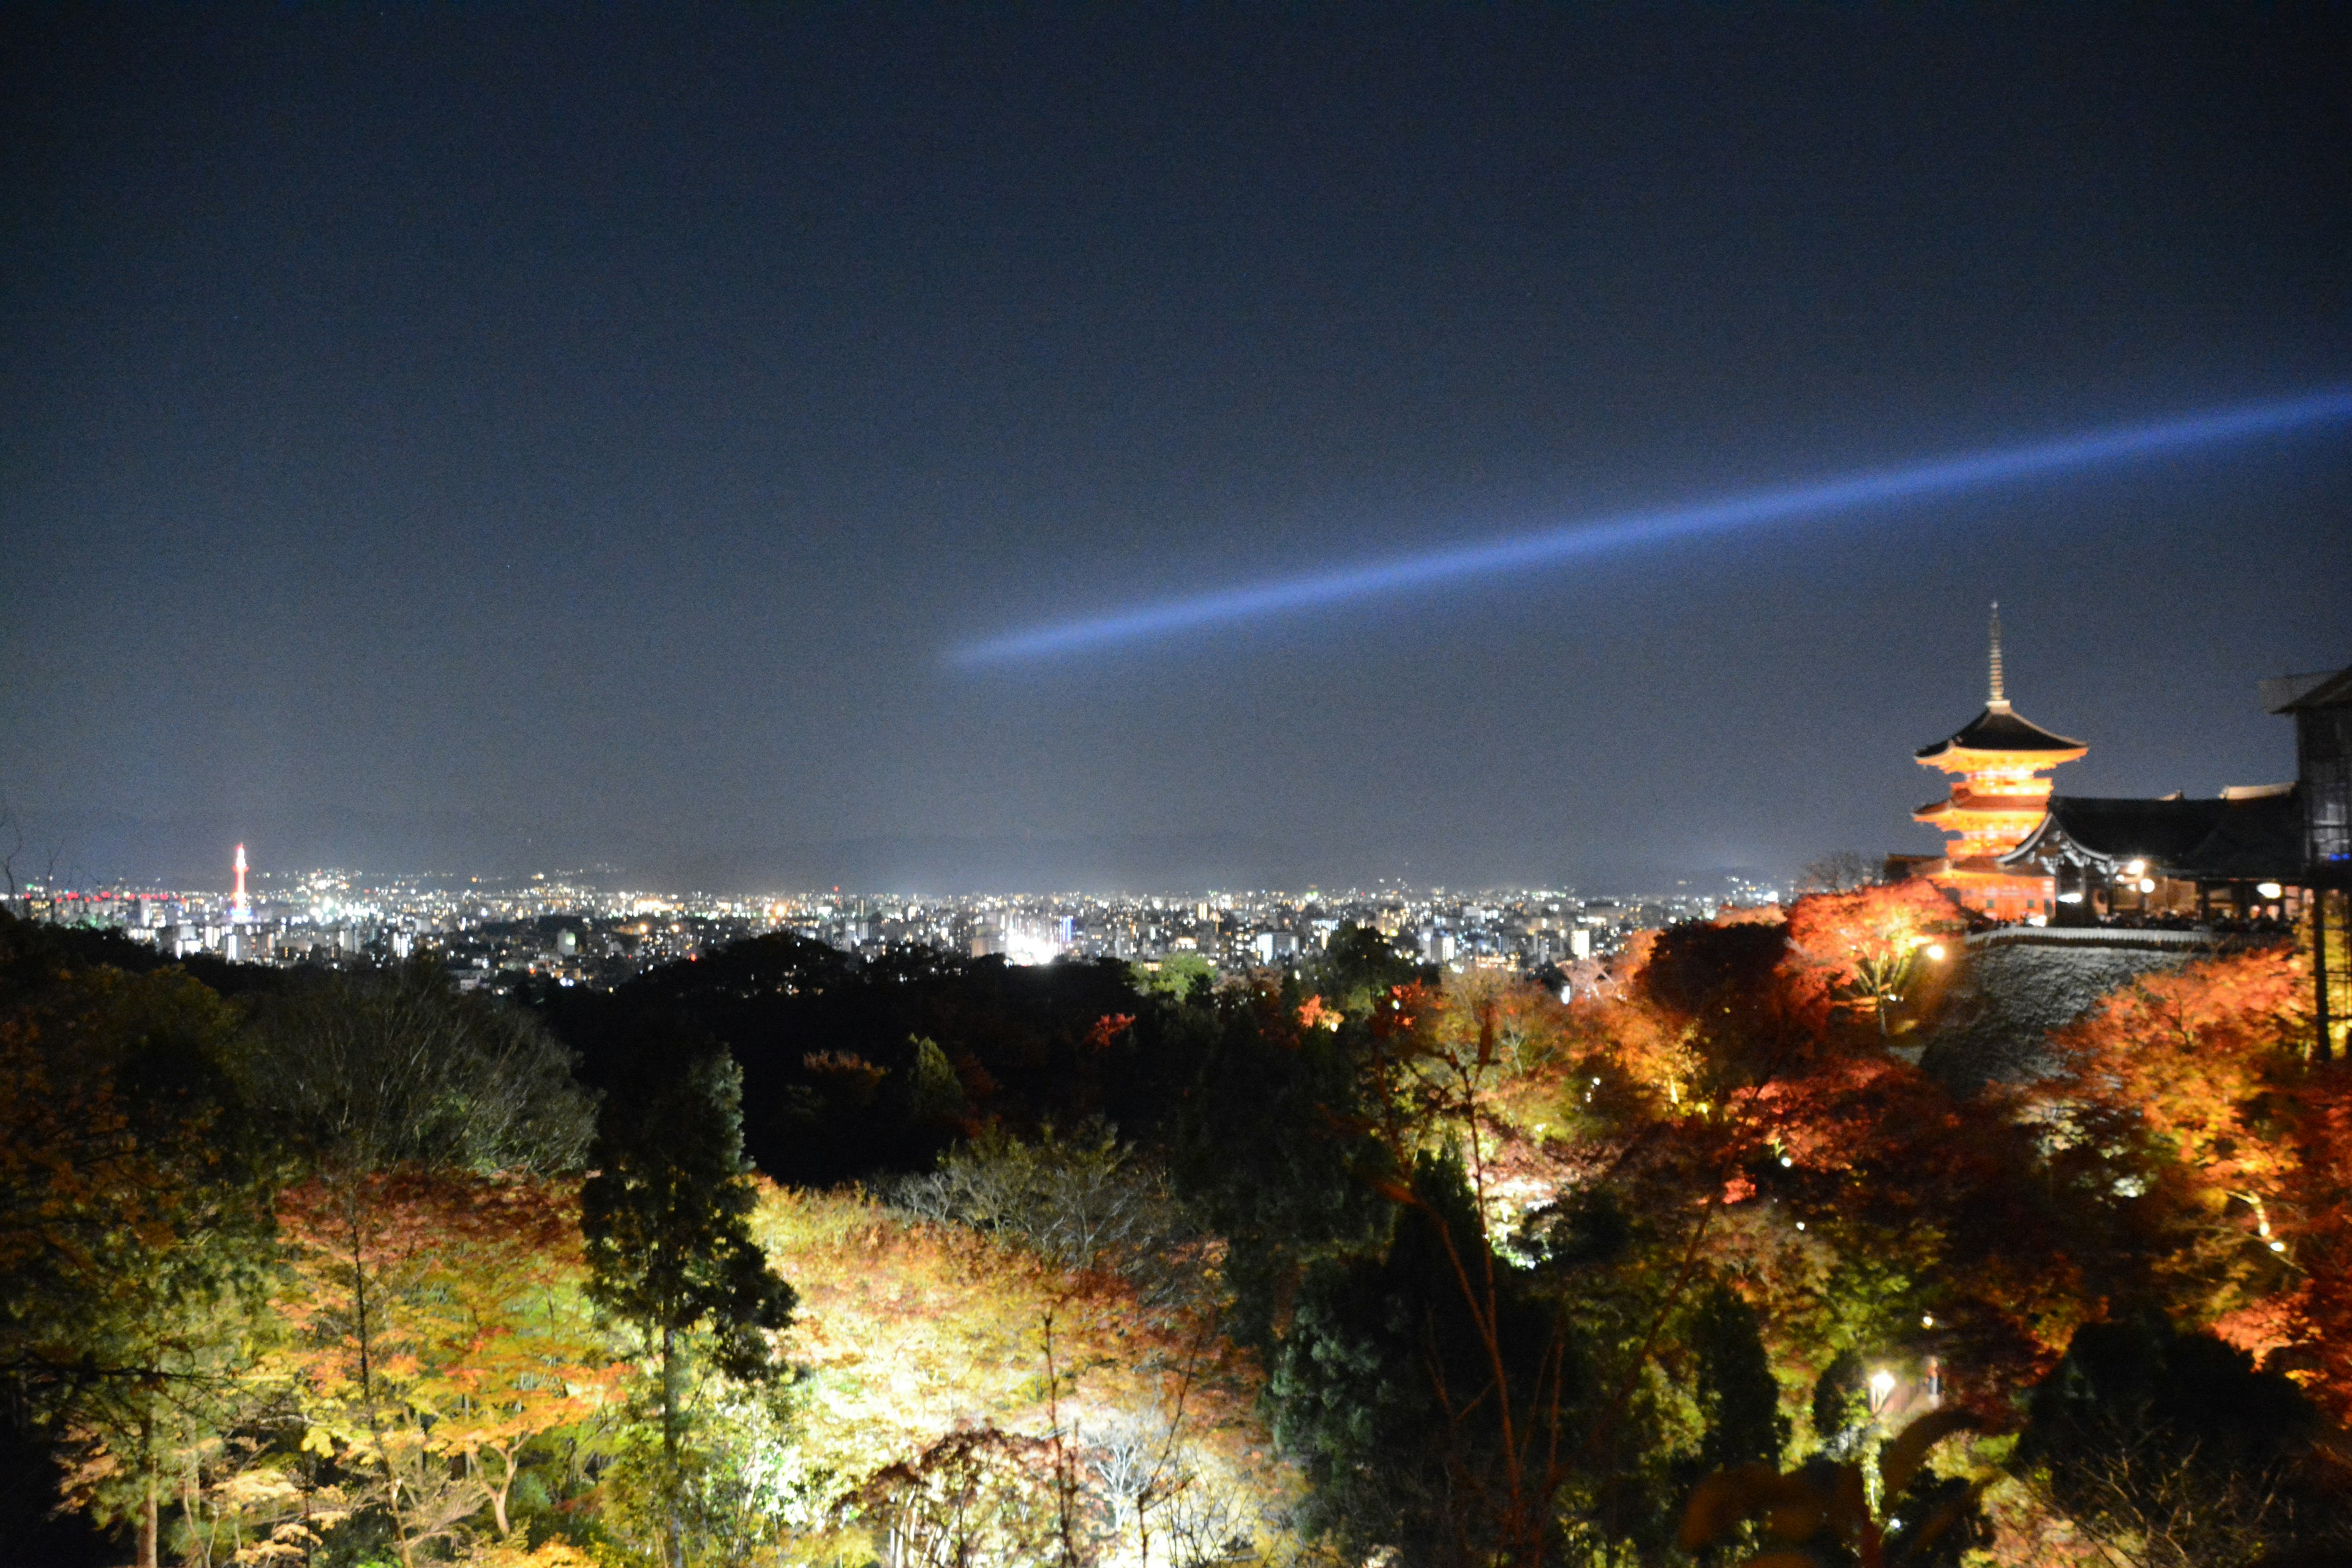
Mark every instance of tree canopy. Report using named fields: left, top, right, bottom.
left=8, top=897, right=2352, bottom=1566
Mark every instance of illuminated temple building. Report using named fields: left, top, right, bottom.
left=1907, top=608, right=2086, bottom=921
left=1888, top=624, right=2348, bottom=1055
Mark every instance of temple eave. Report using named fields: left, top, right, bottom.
left=1916, top=744, right=2087, bottom=770
left=1914, top=793, right=2052, bottom=817
left=1933, top=861, right=2051, bottom=883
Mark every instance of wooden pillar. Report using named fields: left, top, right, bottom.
left=2318, top=888, right=2335, bottom=1065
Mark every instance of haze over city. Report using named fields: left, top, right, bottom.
left=4, top=8, right=2347, bottom=893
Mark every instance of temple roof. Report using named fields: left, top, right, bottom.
left=1918, top=606, right=2089, bottom=763
left=2000, top=787, right=2303, bottom=881
left=2266, top=665, right=2352, bottom=714
left=1915, top=793, right=2052, bottom=819
left=2187, top=789, right=2309, bottom=880
left=1915, top=701, right=2087, bottom=761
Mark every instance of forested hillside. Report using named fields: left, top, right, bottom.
left=6, top=892, right=2348, bottom=1567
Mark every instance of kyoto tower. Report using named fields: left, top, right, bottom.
left=232, top=843, right=251, bottom=924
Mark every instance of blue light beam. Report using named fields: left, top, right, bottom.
left=951, top=386, right=2352, bottom=666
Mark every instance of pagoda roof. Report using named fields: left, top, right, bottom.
left=1915, top=793, right=2050, bottom=817
left=1999, top=788, right=2302, bottom=881
left=1915, top=701, right=2086, bottom=761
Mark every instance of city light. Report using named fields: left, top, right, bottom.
left=5, top=872, right=1763, bottom=984
left=1000, top=921, right=1065, bottom=967
left=952, top=386, right=2352, bottom=663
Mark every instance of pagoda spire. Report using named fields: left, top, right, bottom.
left=1988, top=601, right=2007, bottom=708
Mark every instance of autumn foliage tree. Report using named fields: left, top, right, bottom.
left=273, top=1170, right=617, bottom=1561
left=752, top=1183, right=1289, bottom=1567
left=1359, top=902, right=2055, bottom=1556
left=2037, top=948, right=2352, bottom=1418
left=17, top=900, right=2352, bottom=1567
left=0, top=949, right=274, bottom=1568
left=1780, top=880, right=1966, bottom=1036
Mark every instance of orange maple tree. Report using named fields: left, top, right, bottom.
left=1427, top=909, right=2127, bottom=1428
left=273, top=1170, right=619, bottom=1561
left=1779, top=881, right=1967, bottom=1035
left=2038, top=948, right=2352, bottom=1411
left=2280, top=1067, right=2352, bottom=1422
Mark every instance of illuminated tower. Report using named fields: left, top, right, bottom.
left=1913, top=606, right=2086, bottom=920
left=232, top=843, right=251, bottom=924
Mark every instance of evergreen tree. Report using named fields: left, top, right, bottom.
left=581, top=1038, right=794, bottom=1568
left=1689, top=1284, right=1788, bottom=1473
left=1268, top=1154, right=1592, bottom=1567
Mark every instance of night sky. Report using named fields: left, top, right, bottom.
left=5, top=7, right=2348, bottom=894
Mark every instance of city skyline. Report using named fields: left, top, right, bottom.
left=14, top=840, right=1778, bottom=1000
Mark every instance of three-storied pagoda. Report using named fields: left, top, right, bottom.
left=1911, top=606, right=2087, bottom=920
